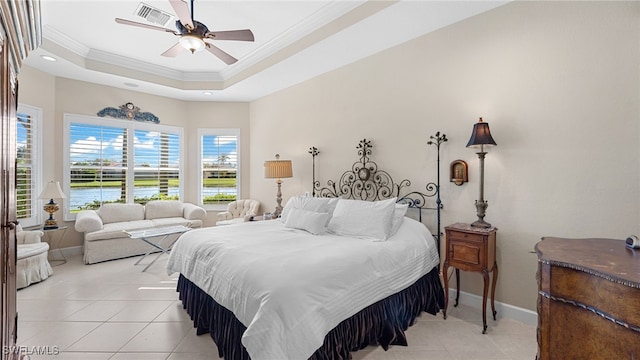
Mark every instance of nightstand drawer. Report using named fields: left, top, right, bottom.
left=448, top=231, right=484, bottom=243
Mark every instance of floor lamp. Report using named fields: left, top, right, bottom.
left=466, top=117, right=497, bottom=228
left=264, top=154, right=293, bottom=218
left=39, top=181, right=67, bottom=229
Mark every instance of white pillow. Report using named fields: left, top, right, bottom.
left=390, top=203, right=409, bottom=237
left=280, top=195, right=338, bottom=223
left=327, top=198, right=397, bottom=241
left=284, top=208, right=330, bottom=235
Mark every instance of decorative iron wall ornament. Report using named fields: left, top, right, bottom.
left=97, top=102, right=159, bottom=123
left=310, top=135, right=446, bottom=248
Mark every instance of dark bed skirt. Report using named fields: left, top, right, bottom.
left=176, top=266, right=445, bottom=360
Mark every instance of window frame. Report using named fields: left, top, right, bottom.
left=197, top=128, right=241, bottom=211
left=63, top=113, right=184, bottom=220
left=16, top=104, right=42, bottom=228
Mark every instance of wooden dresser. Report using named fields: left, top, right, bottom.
left=535, top=237, right=640, bottom=360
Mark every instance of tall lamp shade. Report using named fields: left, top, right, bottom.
left=264, top=154, right=293, bottom=218
left=39, top=181, right=66, bottom=229
left=466, top=117, right=497, bottom=228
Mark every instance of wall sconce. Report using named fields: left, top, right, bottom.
left=466, top=117, right=497, bottom=228
left=450, top=160, right=468, bottom=186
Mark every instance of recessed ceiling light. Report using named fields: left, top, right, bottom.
left=40, top=55, right=56, bottom=62
left=124, top=82, right=139, bottom=88
left=203, top=91, right=212, bottom=95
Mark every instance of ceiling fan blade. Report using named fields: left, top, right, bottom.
left=115, top=18, right=177, bottom=34
left=205, top=29, right=255, bottom=42
left=169, top=0, right=194, bottom=31
left=161, top=42, right=184, bottom=57
left=205, top=43, right=237, bottom=65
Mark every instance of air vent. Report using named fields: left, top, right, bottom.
left=135, top=3, right=174, bottom=27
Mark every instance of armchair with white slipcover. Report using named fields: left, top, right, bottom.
left=16, top=224, right=53, bottom=289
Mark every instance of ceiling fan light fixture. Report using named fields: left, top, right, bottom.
left=179, top=34, right=205, bottom=53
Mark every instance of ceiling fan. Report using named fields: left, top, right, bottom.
left=115, top=0, right=254, bottom=65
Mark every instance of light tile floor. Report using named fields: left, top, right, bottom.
left=17, top=253, right=537, bottom=360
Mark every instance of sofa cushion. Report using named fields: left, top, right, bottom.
left=145, top=200, right=184, bottom=220
left=85, top=220, right=154, bottom=241
left=99, top=203, right=145, bottom=224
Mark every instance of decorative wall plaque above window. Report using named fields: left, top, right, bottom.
left=97, top=102, right=159, bottom=123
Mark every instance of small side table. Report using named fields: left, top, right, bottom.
left=443, top=222, right=498, bottom=334
left=41, top=226, right=68, bottom=266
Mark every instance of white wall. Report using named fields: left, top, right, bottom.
left=249, top=1, right=640, bottom=311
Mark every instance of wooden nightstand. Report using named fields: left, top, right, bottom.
left=443, top=222, right=498, bottom=334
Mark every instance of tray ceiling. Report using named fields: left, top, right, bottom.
left=24, top=0, right=508, bottom=101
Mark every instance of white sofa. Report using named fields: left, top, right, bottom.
left=75, top=200, right=207, bottom=264
left=16, top=225, right=53, bottom=289
left=216, top=199, right=260, bottom=225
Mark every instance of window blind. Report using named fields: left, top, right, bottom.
left=201, top=134, right=238, bottom=204
left=16, top=112, right=34, bottom=220
left=68, top=123, right=127, bottom=211
left=133, top=130, right=180, bottom=203
left=66, top=115, right=184, bottom=216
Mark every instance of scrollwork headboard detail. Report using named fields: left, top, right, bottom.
left=308, top=133, right=447, bottom=249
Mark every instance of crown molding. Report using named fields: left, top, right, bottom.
left=43, top=25, right=90, bottom=57
left=218, top=0, right=365, bottom=79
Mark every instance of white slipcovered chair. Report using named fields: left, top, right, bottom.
left=216, top=199, right=261, bottom=225
left=16, top=224, right=53, bottom=289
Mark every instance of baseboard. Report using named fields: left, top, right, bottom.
left=447, top=288, right=538, bottom=326
left=54, top=246, right=83, bottom=258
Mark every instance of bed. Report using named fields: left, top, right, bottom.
left=166, top=135, right=448, bottom=360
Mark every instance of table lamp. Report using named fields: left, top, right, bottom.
left=264, top=154, right=293, bottom=218
left=39, top=181, right=66, bottom=229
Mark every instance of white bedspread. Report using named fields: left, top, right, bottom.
left=166, top=217, right=440, bottom=360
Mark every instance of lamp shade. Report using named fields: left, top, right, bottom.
left=466, top=117, right=497, bottom=148
left=264, top=155, right=293, bottom=179
left=179, top=34, right=205, bottom=53
left=39, top=181, right=66, bottom=199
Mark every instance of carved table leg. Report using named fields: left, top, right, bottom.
left=482, top=269, right=490, bottom=334
left=454, top=268, right=460, bottom=307
left=491, top=262, right=498, bottom=321
left=442, top=262, right=449, bottom=319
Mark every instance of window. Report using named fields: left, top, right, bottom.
left=64, top=114, right=183, bottom=219
left=16, top=105, right=42, bottom=227
left=198, top=128, right=240, bottom=209
left=133, top=129, right=180, bottom=202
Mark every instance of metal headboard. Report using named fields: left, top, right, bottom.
left=308, top=133, right=447, bottom=250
